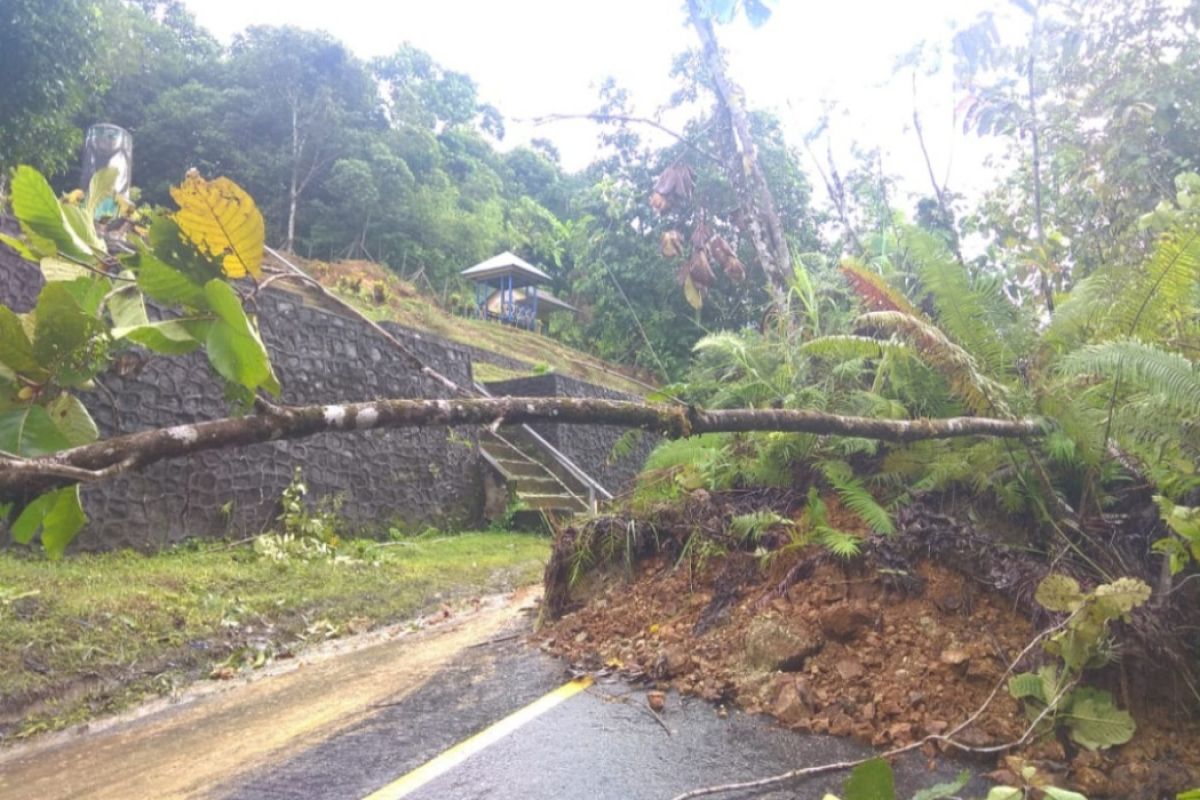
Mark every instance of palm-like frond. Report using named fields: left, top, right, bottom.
left=857, top=310, right=1011, bottom=416
left=903, top=230, right=1027, bottom=377
left=1062, top=339, right=1200, bottom=416
left=1047, top=217, right=1200, bottom=348
left=840, top=258, right=923, bottom=317
left=801, top=334, right=912, bottom=362
left=819, top=460, right=894, bottom=535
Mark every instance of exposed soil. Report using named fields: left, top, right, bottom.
left=538, top=495, right=1200, bottom=799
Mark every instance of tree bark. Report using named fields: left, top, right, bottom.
left=686, top=0, right=792, bottom=303
left=1026, top=9, right=1055, bottom=315
left=0, top=396, right=1044, bottom=499
left=286, top=100, right=301, bottom=254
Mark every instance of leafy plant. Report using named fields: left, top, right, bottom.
left=2, top=165, right=277, bottom=556
left=985, top=758, right=1088, bottom=800
left=820, top=759, right=970, bottom=800
left=1007, top=574, right=1150, bottom=750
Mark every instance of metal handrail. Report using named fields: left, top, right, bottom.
left=473, top=382, right=613, bottom=509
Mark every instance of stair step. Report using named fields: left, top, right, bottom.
left=516, top=493, right=588, bottom=511
left=492, top=459, right=548, bottom=478
left=509, top=476, right=565, bottom=492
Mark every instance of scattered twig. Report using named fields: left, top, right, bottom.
left=585, top=685, right=673, bottom=737
left=467, top=633, right=522, bottom=649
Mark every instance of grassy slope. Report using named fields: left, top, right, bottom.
left=292, top=257, right=654, bottom=396
left=0, top=532, right=548, bottom=740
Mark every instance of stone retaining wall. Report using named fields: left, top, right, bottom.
left=0, top=247, right=483, bottom=550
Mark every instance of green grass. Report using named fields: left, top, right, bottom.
left=301, top=282, right=653, bottom=396
left=0, top=532, right=548, bottom=741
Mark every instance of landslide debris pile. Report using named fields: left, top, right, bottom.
left=538, top=491, right=1200, bottom=799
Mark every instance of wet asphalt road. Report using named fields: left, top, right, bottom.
left=217, top=625, right=990, bottom=800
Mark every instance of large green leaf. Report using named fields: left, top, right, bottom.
left=61, top=203, right=106, bottom=254
left=0, top=405, right=71, bottom=456
left=202, top=280, right=278, bottom=394
left=1064, top=687, right=1136, bottom=749
left=112, top=318, right=205, bottom=355
left=134, top=247, right=209, bottom=308
left=32, top=282, right=105, bottom=386
left=107, top=283, right=150, bottom=329
left=911, top=772, right=971, bottom=800
left=86, top=167, right=118, bottom=219
left=40, top=256, right=93, bottom=283
left=10, top=486, right=87, bottom=558
left=985, top=789, right=1022, bottom=800
left=57, top=275, right=110, bottom=317
left=0, top=306, right=44, bottom=377
left=9, top=166, right=93, bottom=262
left=1008, top=672, right=1046, bottom=703
left=45, top=393, right=99, bottom=446
left=1043, top=788, right=1088, bottom=800
left=1092, top=578, right=1151, bottom=622
left=842, top=759, right=895, bottom=800
left=0, top=232, right=36, bottom=261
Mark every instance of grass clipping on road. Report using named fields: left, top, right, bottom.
left=0, top=532, right=548, bottom=741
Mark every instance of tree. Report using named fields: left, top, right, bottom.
left=226, top=26, right=381, bottom=252
left=956, top=0, right=1200, bottom=308
left=0, top=167, right=1038, bottom=555
left=0, top=0, right=113, bottom=183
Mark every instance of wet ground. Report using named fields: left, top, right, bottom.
left=0, top=589, right=988, bottom=800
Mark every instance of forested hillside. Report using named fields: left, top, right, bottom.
left=6, top=1, right=1200, bottom=795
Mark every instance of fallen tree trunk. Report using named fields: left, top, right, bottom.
left=0, top=396, right=1044, bottom=498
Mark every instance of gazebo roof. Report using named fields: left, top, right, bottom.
left=460, top=251, right=551, bottom=287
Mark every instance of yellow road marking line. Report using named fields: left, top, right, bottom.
left=361, top=676, right=593, bottom=800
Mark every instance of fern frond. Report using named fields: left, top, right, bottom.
left=1048, top=217, right=1200, bottom=347
left=819, top=460, right=894, bottom=535
left=801, top=335, right=913, bottom=362
left=814, top=527, right=862, bottom=559
left=857, top=310, right=1011, bottom=416
left=1062, top=339, right=1200, bottom=416
left=730, top=510, right=791, bottom=543
left=903, top=229, right=1026, bottom=377
left=840, top=258, right=923, bottom=317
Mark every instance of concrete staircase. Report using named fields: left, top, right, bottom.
left=479, top=428, right=592, bottom=520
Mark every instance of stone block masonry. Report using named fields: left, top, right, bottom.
left=0, top=246, right=483, bottom=550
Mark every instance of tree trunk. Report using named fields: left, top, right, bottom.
left=1026, top=10, right=1055, bottom=315
left=686, top=0, right=792, bottom=304
left=0, top=396, right=1044, bottom=499
left=285, top=101, right=300, bottom=253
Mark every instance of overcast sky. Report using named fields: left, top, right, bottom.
left=181, top=0, right=1015, bottom=202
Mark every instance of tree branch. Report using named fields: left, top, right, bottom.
left=687, top=0, right=792, bottom=301
left=0, top=396, right=1044, bottom=499
left=526, top=113, right=723, bottom=165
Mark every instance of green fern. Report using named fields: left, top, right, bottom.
left=1062, top=339, right=1200, bottom=416
left=819, top=460, right=894, bottom=535
left=730, top=510, right=792, bottom=543
left=855, top=310, right=1010, bottom=416
left=815, top=527, right=863, bottom=559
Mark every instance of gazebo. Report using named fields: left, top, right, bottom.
left=461, top=252, right=575, bottom=331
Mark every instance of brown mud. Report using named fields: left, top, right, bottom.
left=538, top=493, right=1200, bottom=799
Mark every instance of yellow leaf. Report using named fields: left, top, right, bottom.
left=170, top=171, right=264, bottom=280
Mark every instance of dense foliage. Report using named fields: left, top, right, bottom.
left=1, top=1, right=824, bottom=381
